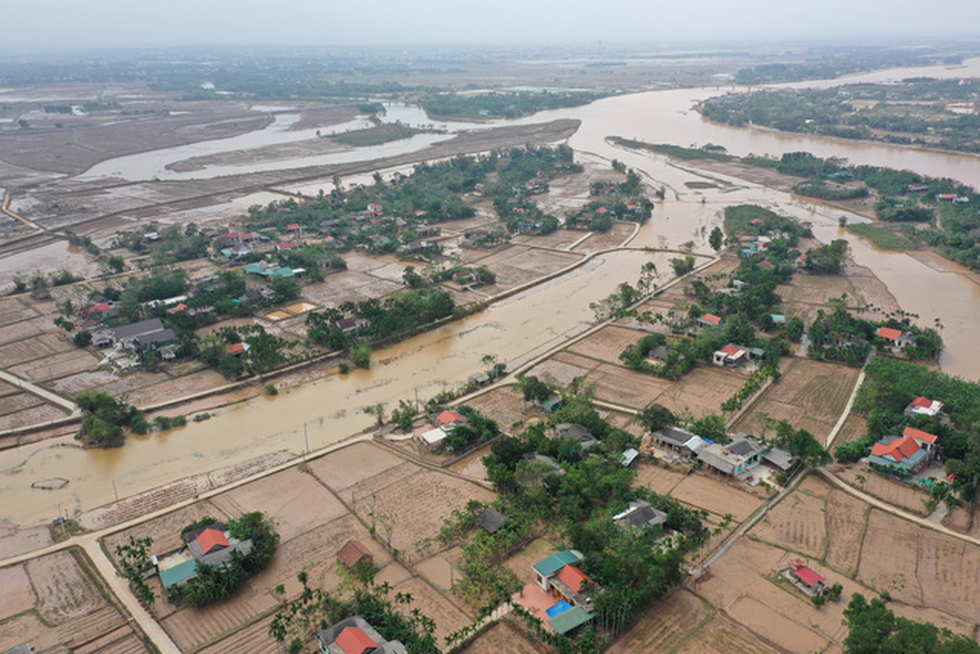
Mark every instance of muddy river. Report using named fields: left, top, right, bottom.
left=5, top=59, right=980, bottom=526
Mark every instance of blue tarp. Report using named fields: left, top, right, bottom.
left=547, top=600, right=572, bottom=617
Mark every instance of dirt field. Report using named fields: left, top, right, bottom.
left=0, top=548, right=148, bottom=654
left=571, top=222, right=636, bottom=253
left=633, top=461, right=688, bottom=496
left=838, top=467, right=931, bottom=515
left=834, top=412, right=869, bottom=446
left=96, top=442, right=494, bottom=652
left=565, top=325, right=646, bottom=364
left=669, top=474, right=766, bottom=522
left=463, top=386, right=530, bottom=431
left=733, top=358, right=860, bottom=440
left=608, top=589, right=716, bottom=653
left=652, top=366, right=746, bottom=418
left=749, top=487, right=827, bottom=559
left=464, top=244, right=581, bottom=292
left=461, top=619, right=549, bottom=654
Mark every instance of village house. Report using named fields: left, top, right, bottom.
left=868, top=427, right=937, bottom=473
left=526, top=550, right=599, bottom=636
left=431, top=409, right=469, bottom=431
left=613, top=500, right=667, bottom=535
left=697, top=313, right=724, bottom=329
left=453, top=270, right=481, bottom=285
left=112, top=318, right=177, bottom=353
left=621, top=447, right=640, bottom=468
left=553, top=423, right=600, bottom=449
left=518, top=454, right=566, bottom=488
left=414, top=423, right=447, bottom=451
left=333, top=317, right=372, bottom=336
left=650, top=426, right=707, bottom=458
left=225, top=342, right=250, bottom=357
left=713, top=343, right=750, bottom=367
left=905, top=396, right=944, bottom=419
left=156, top=523, right=253, bottom=591
left=697, top=436, right=771, bottom=478
left=783, top=560, right=828, bottom=597
left=876, top=326, right=912, bottom=349
left=316, top=615, right=406, bottom=654
left=240, top=288, right=275, bottom=305
left=763, top=447, right=794, bottom=474
left=541, top=393, right=564, bottom=413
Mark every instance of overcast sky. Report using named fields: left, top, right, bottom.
left=7, top=0, right=980, bottom=49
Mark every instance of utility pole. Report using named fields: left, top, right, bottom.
left=112, top=480, right=119, bottom=503
left=304, top=422, right=309, bottom=460
left=56, top=503, right=67, bottom=538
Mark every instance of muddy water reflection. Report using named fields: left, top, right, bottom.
left=0, top=250, right=670, bottom=525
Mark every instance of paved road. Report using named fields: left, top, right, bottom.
left=0, top=369, right=78, bottom=416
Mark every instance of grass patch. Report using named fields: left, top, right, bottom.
left=847, top=223, right=916, bottom=250
left=685, top=181, right=719, bottom=189
left=50, top=518, right=85, bottom=543
left=330, top=123, right=422, bottom=146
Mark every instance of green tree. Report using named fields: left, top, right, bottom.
left=709, top=226, right=724, bottom=251
left=637, top=403, right=675, bottom=432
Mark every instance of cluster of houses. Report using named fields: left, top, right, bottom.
left=865, top=396, right=944, bottom=475
left=650, top=426, right=793, bottom=481
left=154, top=523, right=254, bottom=592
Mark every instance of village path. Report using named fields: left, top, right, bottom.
left=0, top=369, right=78, bottom=415
left=2, top=191, right=43, bottom=232
left=0, top=433, right=374, bottom=652
left=76, top=532, right=181, bottom=653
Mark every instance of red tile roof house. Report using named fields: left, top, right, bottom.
left=876, top=326, right=912, bottom=348
left=696, top=313, right=724, bottom=329
left=868, top=430, right=934, bottom=474
left=783, top=560, right=828, bottom=597
left=904, top=396, right=944, bottom=418
left=316, top=615, right=405, bottom=654
left=713, top=344, right=748, bottom=367
left=431, top=410, right=469, bottom=430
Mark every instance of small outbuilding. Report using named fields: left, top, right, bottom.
left=337, top=540, right=373, bottom=570
left=476, top=507, right=509, bottom=534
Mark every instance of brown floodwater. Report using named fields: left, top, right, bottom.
left=0, top=250, right=673, bottom=526
left=6, top=58, right=980, bottom=527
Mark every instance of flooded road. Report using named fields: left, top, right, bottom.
left=6, top=58, right=980, bottom=526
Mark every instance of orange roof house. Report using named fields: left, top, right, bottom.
left=556, top=565, right=593, bottom=594
left=195, top=528, right=230, bottom=555
left=869, top=434, right=930, bottom=472
left=699, top=313, right=723, bottom=326
left=903, top=426, right=938, bottom=446
left=877, top=327, right=902, bottom=340
left=434, top=410, right=469, bottom=427
left=335, top=626, right=378, bottom=654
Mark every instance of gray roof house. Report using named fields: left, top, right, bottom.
left=554, top=423, right=600, bottom=449
left=614, top=500, right=667, bottom=533
left=112, top=317, right=177, bottom=351
left=697, top=436, right=771, bottom=477
left=651, top=426, right=707, bottom=457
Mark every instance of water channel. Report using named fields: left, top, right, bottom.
left=5, top=59, right=980, bottom=526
